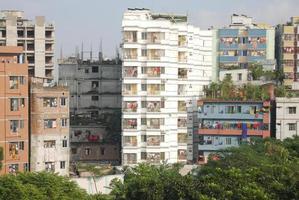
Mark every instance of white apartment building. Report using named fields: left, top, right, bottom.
left=276, top=97, right=299, bottom=140
left=0, top=10, right=55, bottom=78
left=121, top=8, right=213, bottom=165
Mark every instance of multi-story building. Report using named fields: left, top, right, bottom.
left=30, top=77, right=69, bottom=176
left=276, top=17, right=299, bottom=90
left=276, top=97, right=299, bottom=140
left=0, top=46, right=29, bottom=174
left=196, top=99, right=271, bottom=163
left=0, top=10, right=55, bottom=78
left=58, top=57, right=121, bottom=165
left=121, top=8, right=213, bottom=165
left=214, top=14, right=275, bottom=83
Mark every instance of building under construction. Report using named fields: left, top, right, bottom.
left=58, top=51, right=121, bottom=166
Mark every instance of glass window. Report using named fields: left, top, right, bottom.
left=226, top=137, right=232, bottom=145
left=289, top=123, right=296, bottom=131
left=9, top=76, right=19, bottom=89
left=61, top=118, right=68, bottom=127
left=62, top=140, right=67, bottom=147
left=43, top=97, right=57, bottom=107
left=10, top=98, right=19, bottom=111
left=85, top=148, right=91, bottom=155
left=288, top=107, right=296, bottom=114
left=91, top=96, right=99, bottom=101
left=44, top=119, right=57, bottom=128
left=44, top=140, right=56, bottom=148
left=60, top=97, right=67, bottom=106
left=60, top=161, right=66, bottom=169
left=141, top=32, right=147, bottom=40
left=92, top=66, right=99, bottom=73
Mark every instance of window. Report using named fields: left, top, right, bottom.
left=45, top=162, right=55, bottom=172
left=60, top=97, right=66, bottom=106
left=178, top=101, right=186, bottom=112
left=236, top=106, right=242, bottom=113
left=44, top=140, right=56, bottom=148
left=92, top=81, right=99, bottom=88
left=85, top=69, right=89, bottom=73
left=8, top=164, right=19, bottom=174
left=100, top=147, right=105, bottom=155
left=92, top=66, right=99, bottom=73
left=10, top=120, right=24, bottom=133
left=288, top=107, right=296, bottom=114
left=20, top=76, right=25, bottom=85
left=141, top=84, right=147, bottom=91
left=238, top=73, right=242, bottom=81
left=141, top=49, right=147, bottom=57
left=226, top=137, right=232, bottom=145
left=44, top=119, right=57, bottom=128
left=9, top=76, right=19, bottom=89
left=289, top=123, right=296, bottom=131
left=141, top=32, right=147, bottom=40
left=60, top=161, right=66, bottom=169
left=10, top=98, right=22, bottom=111
left=61, top=118, right=68, bottom=127
left=225, top=73, right=232, bottom=79
left=178, top=133, right=187, bottom=143
left=178, top=68, right=187, bottom=79
left=91, top=96, right=99, bottom=101
left=62, top=140, right=67, bottom=147
left=23, top=163, right=29, bottom=172
left=71, top=148, right=77, bottom=154
left=85, top=148, right=91, bottom=155
left=43, top=97, right=57, bottom=107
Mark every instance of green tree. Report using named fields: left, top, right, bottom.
left=0, top=172, right=91, bottom=200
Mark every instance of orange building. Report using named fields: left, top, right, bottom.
left=0, top=46, right=29, bottom=174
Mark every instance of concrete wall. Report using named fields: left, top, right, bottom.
left=72, top=174, right=124, bottom=195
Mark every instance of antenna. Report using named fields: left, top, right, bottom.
left=81, top=42, right=84, bottom=60
left=99, top=38, right=103, bottom=63
left=90, top=43, right=93, bottom=61
left=60, top=45, right=63, bottom=59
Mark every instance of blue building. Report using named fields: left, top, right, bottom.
left=196, top=99, right=271, bottom=163
left=213, top=14, right=275, bottom=82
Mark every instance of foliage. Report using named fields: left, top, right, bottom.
left=109, top=137, right=299, bottom=200
left=204, top=76, right=270, bottom=101
left=0, top=172, right=91, bottom=200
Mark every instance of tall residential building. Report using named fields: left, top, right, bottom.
left=0, top=10, right=55, bottom=78
left=121, top=8, right=213, bottom=165
left=0, top=46, right=29, bottom=174
left=215, top=14, right=275, bottom=83
left=276, top=97, right=299, bottom=140
left=30, top=77, right=69, bottom=176
left=58, top=57, right=121, bottom=165
left=197, top=100, right=271, bottom=163
left=276, top=17, right=299, bottom=90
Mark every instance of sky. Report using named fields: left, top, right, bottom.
left=1, top=0, right=299, bottom=58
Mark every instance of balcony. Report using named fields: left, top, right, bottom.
left=178, top=35, right=187, bottom=47
left=178, top=52, right=187, bottom=63
left=123, top=84, right=137, bottom=95
left=123, top=101, right=138, bottom=112
left=178, top=101, right=187, bottom=112
left=178, top=133, right=187, bottom=144
left=178, top=149, right=187, bottom=160
left=123, top=119, right=137, bottom=130
left=123, top=31, right=137, bottom=43
left=178, top=68, right=187, bottom=79
left=142, top=118, right=163, bottom=129
left=123, top=49, right=137, bottom=60
left=123, top=66, right=137, bottom=77
left=143, top=101, right=162, bottom=112
left=123, top=153, right=137, bottom=165
left=198, top=128, right=269, bottom=138
left=144, top=135, right=162, bottom=146
left=141, top=152, right=164, bottom=164
left=147, top=32, right=164, bottom=44
left=123, top=136, right=137, bottom=147
left=147, top=49, right=164, bottom=60
left=142, top=67, right=163, bottom=77
left=178, top=118, right=187, bottom=128
left=142, top=84, right=164, bottom=95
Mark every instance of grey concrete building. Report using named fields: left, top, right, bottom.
left=0, top=10, right=55, bottom=78
left=58, top=57, right=121, bottom=165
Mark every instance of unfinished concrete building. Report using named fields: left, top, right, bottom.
left=0, top=46, right=29, bottom=174
left=58, top=56, right=121, bottom=165
left=30, top=77, right=69, bottom=176
left=0, top=10, right=55, bottom=78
